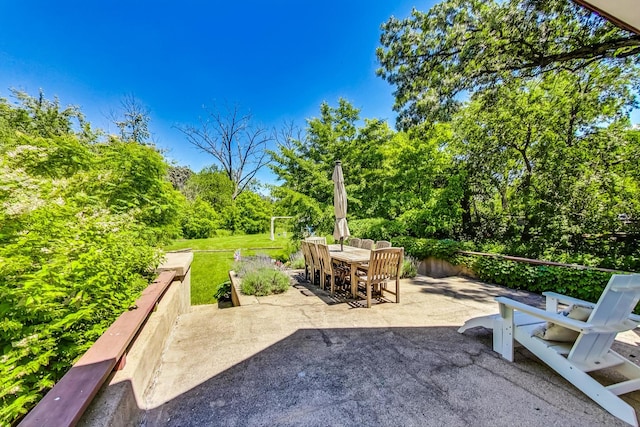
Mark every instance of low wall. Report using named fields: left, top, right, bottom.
left=418, top=257, right=476, bottom=279
left=78, top=252, right=193, bottom=427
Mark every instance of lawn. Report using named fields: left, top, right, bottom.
left=164, top=233, right=294, bottom=305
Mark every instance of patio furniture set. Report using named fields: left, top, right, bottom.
left=300, top=237, right=403, bottom=308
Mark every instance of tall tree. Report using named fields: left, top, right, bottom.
left=177, top=104, right=272, bottom=199
left=453, top=67, right=639, bottom=247
left=376, top=0, right=640, bottom=128
left=271, top=99, right=360, bottom=203
left=110, top=94, right=151, bottom=144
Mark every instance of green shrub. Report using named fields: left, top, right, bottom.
left=391, top=236, right=623, bottom=305
left=469, top=255, right=614, bottom=304
left=240, top=268, right=290, bottom=296
left=180, top=198, right=220, bottom=239
left=0, top=95, right=181, bottom=424
left=391, top=236, right=472, bottom=261
left=214, top=280, right=232, bottom=301
left=401, top=256, right=419, bottom=278
left=288, top=251, right=305, bottom=269
left=348, top=218, right=406, bottom=241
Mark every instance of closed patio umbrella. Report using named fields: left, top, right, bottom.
left=332, top=160, right=350, bottom=251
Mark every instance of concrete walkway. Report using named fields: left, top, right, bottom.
left=141, top=274, right=640, bottom=426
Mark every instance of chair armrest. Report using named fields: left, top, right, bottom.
left=497, top=297, right=640, bottom=334
left=541, top=292, right=640, bottom=323
left=495, top=297, right=594, bottom=333
left=542, top=292, right=595, bottom=309
left=589, top=320, right=640, bottom=334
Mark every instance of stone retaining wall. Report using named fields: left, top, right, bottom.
left=418, top=256, right=476, bottom=279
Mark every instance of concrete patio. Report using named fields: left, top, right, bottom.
left=94, top=273, right=640, bottom=426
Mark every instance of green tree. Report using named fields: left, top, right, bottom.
left=110, top=94, right=151, bottom=144
left=183, top=166, right=234, bottom=211
left=376, top=0, right=640, bottom=128
left=180, top=197, right=220, bottom=239
left=2, top=89, right=92, bottom=140
left=271, top=98, right=360, bottom=206
left=453, top=68, right=639, bottom=250
left=229, top=191, right=273, bottom=234
left=269, top=99, right=361, bottom=235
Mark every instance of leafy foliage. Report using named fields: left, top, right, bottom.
left=400, top=256, right=419, bottom=279
left=213, top=281, right=232, bottom=301
left=392, top=237, right=471, bottom=261
left=467, top=256, right=614, bottom=304
left=180, top=197, right=220, bottom=239
left=224, top=191, right=272, bottom=234
left=0, top=92, right=181, bottom=424
left=348, top=218, right=406, bottom=241
left=376, top=0, right=640, bottom=128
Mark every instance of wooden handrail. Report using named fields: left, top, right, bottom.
left=19, top=270, right=177, bottom=427
left=458, top=250, right=623, bottom=273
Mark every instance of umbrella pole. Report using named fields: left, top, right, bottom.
left=340, top=237, right=344, bottom=251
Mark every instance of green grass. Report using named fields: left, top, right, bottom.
left=165, top=233, right=293, bottom=305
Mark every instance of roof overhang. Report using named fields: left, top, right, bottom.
left=573, top=0, right=640, bottom=34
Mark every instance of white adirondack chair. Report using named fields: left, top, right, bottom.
left=459, top=274, right=640, bottom=426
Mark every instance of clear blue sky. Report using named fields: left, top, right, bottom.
left=0, top=0, right=438, bottom=183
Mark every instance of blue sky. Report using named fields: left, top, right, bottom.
left=0, top=0, right=438, bottom=183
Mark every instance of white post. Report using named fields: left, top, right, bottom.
left=270, top=216, right=294, bottom=241
left=270, top=217, right=276, bottom=241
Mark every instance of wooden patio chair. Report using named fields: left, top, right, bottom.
left=315, top=243, right=336, bottom=292
left=348, top=238, right=361, bottom=248
left=356, top=248, right=403, bottom=308
left=307, top=242, right=321, bottom=287
left=459, top=274, right=640, bottom=426
left=300, top=241, right=313, bottom=282
left=360, top=239, right=375, bottom=250
left=375, top=240, right=392, bottom=249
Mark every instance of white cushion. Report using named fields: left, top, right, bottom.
left=532, top=304, right=593, bottom=342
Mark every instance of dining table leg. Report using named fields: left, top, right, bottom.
left=350, top=261, right=358, bottom=298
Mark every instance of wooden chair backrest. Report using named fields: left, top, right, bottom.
left=570, top=274, right=640, bottom=363
left=375, top=240, right=391, bottom=249
left=305, top=236, right=326, bottom=245
left=307, top=242, right=320, bottom=270
left=366, top=248, right=404, bottom=286
left=360, top=239, right=375, bottom=250
left=349, top=238, right=361, bottom=248
left=300, top=241, right=312, bottom=267
left=315, top=243, right=332, bottom=274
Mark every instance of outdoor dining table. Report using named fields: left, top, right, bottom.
left=328, top=244, right=371, bottom=298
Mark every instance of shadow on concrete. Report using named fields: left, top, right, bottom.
left=289, top=273, right=395, bottom=308
left=142, top=325, right=639, bottom=427
left=411, top=275, right=545, bottom=308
